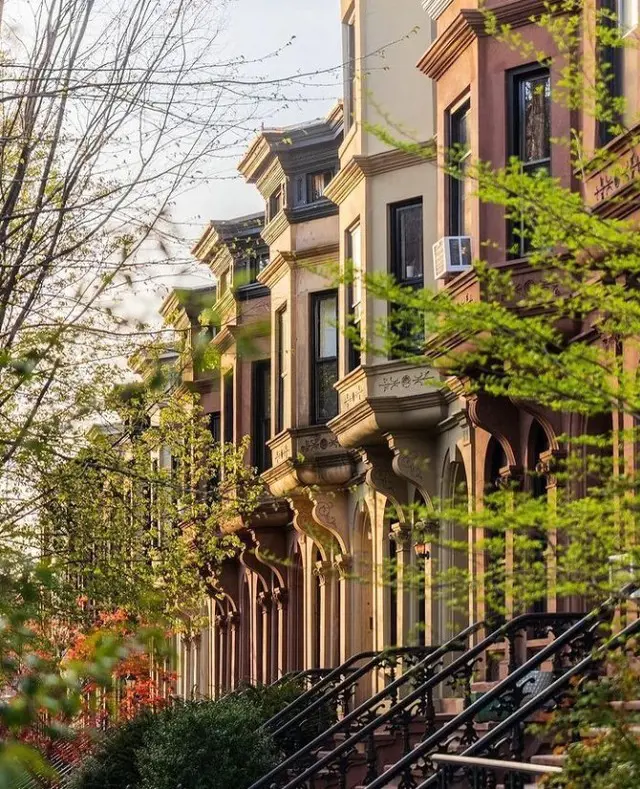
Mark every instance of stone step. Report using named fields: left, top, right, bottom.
left=531, top=753, right=566, bottom=768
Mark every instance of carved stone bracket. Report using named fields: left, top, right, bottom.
left=386, top=432, right=436, bottom=498
left=228, top=611, right=240, bottom=629
left=362, top=446, right=408, bottom=512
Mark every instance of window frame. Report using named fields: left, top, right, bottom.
left=223, top=370, right=234, bottom=444
left=252, top=360, right=271, bottom=472
left=275, top=305, right=287, bottom=434
left=343, top=10, right=357, bottom=130
left=346, top=221, right=362, bottom=372
left=447, top=97, right=471, bottom=237
left=310, top=290, right=339, bottom=425
left=507, top=64, right=552, bottom=258
left=389, top=198, right=424, bottom=287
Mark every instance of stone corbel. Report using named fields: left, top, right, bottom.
left=386, top=432, right=435, bottom=499
left=288, top=493, right=343, bottom=558
left=227, top=611, right=240, bottom=630
left=362, top=445, right=408, bottom=513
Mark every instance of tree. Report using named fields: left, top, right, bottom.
left=38, top=383, right=264, bottom=632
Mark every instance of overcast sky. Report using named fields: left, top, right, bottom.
left=174, top=0, right=343, bottom=243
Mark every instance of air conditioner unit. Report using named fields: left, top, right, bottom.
left=432, top=236, right=472, bottom=281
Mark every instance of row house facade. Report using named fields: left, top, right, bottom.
left=158, top=0, right=640, bottom=700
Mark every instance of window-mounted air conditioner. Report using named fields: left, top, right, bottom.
left=432, top=236, right=472, bottom=281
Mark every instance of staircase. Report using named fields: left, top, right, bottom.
left=250, top=590, right=637, bottom=789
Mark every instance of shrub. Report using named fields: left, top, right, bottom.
left=69, top=709, right=161, bottom=789
left=137, top=697, right=277, bottom=789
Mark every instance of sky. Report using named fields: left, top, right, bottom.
left=174, top=0, right=343, bottom=246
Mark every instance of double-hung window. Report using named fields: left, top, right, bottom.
left=252, top=360, right=271, bottom=472
left=448, top=99, right=471, bottom=237
left=275, top=306, right=287, bottom=434
left=509, top=67, right=551, bottom=257
left=223, top=371, right=234, bottom=444
left=389, top=199, right=424, bottom=356
left=343, top=12, right=357, bottom=129
left=346, top=223, right=362, bottom=371
left=311, top=292, right=339, bottom=424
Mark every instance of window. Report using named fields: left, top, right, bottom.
left=311, top=292, right=339, bottom=424
left=390, top=200, right=423, bottom=285
left=307, top=170, right=333, bottom=203
left=268, top=184, right=283, bottom=220
left=599, top=0, right=625, bottom=146
left=223, top=371, right=234, bottom=444
left=275, top=306, right=287, bottom=434
left=346, top=223, right=362, bottom=371
left=389, top=200, right=424, bottom=357
left=252, top=360, right=271, bottom=472
left=343, top=13, right=357, bottom=129
left=509, top=67, right=551, bottom=257
left=236, top=253, right=269, bottom=286
left=218, top=270, right=229, bottom=298
left=209, top=412, right=221, bottom=443
left=448, top=99, right=471, bottom=236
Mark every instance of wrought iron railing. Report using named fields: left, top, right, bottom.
left=420, top=612, right=640, bottom=789
left=364, top=594, right=621, bottom=789
left=247, top=621, right=488, bottom=789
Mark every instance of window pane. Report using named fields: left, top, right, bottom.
left=396, top=203, right=423, bottom=281
left=521, top=75, right=551, bottom=163
left=349, top=224, right=362, bottom=307
left=316, top=360, right=338, bottom=422
left=318, top=295, right=338, bottom=358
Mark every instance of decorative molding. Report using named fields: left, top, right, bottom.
left=323, top=158, right=365, bottom=205
left=261, top=209, right=290, bottom=246
left=325, top=144, right=435, bottom=206
left=418, top=1, right=552, bottom=79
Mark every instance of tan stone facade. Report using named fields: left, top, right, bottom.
left=156, top=0, right=640, bottom=698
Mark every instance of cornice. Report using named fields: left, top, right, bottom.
left=257, top=251, right=294, bottom=290
left=418, top=1, right=552, bottom=80
left=325, top=143, right=435, bottom=206
left=261, top=210, right=290, bottom=246
left=323, top=158, right=365, bottom=206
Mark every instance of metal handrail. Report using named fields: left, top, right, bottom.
left=270, top=646, right=431, bottom=741
left=249, top=622, right=483, bottom=789
left=430, top=753, right=563, bottom=776
left=274, top=613, right=581, bottom=789
left=260, top=649, right=379, bottom=732
left=416, top=613, right=640, bottom=789
left=365, top=595, right=620, bottom=789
